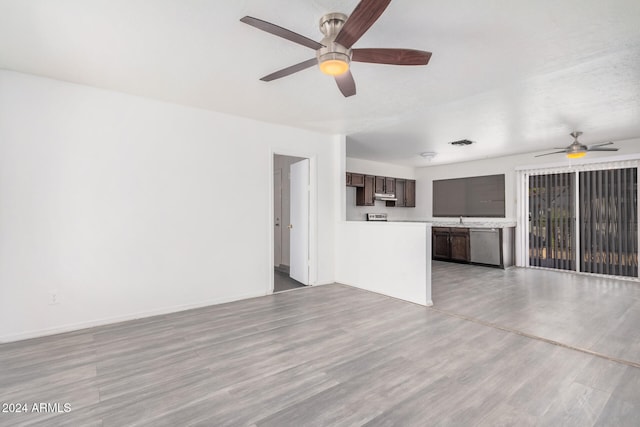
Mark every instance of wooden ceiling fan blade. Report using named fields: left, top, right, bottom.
left=240, top=16, right=324, bottom=50
left=535, top=150, right=567, bottom=157
left=352, top=48, right=432, bottom=65
left=260, top=58, right=317, bottom=82
left=334, top=0, right=392, bottom=49
left=587, top=148, right=619, bottom=152
left=335, top=71, right=356, bottom=97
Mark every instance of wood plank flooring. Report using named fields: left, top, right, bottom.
left=432, top=261, right=640, bottom=366
left=1, top=265, right=639, bottom=426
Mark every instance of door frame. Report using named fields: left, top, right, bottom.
left=273, top=169, right=283, bottom=267
left=268, top=149, right=318, bottom=294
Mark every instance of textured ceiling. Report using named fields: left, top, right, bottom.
left=0, top=0, right=638, bottom=166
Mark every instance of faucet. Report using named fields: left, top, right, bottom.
left=459, top=216, right=463, bottom=224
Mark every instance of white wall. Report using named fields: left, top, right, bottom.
left=414, top=139, right=640, bottom=222
left=335, top=222, right=432, bottom=306
left=346, top=157, right=418, bottom=221
left=0, top=71, right=340, bottom=342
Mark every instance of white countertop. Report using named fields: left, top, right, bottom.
left=389, top=220, right=517, bottom=228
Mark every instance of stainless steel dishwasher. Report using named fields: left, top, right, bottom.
left=469, top=228, right=501, bottom=265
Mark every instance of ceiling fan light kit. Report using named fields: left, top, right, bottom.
left=318, top=58, right=350, bottom=75
left=566, top=151, right=587, bottom=159
left=240, top=0, right=432, bottom=97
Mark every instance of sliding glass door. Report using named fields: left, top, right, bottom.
left=527, top=166, right=638, bottom=278
left=579, top=168, right=638, bottom=277
left=528, top=173, right=576, bottom=270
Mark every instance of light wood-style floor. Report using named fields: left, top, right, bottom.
left=1, top=264, right=639, bottom=426
left=432, top=261, right=640, bottom=366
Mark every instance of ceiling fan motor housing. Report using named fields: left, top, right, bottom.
left=317, top=13, right=351, bottom=73
left=568, top=131, right=587, bottom=155
left=567, top=141, right=588, bottom=154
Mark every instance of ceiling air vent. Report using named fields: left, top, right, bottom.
left=449, top=139, right=475, bottom=146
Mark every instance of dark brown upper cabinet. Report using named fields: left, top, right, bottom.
left=374, top=176, right=385, bottom=194
left=347, top=172, right=365, bottom=188
left=375, top=176, right=395, bottom=194
left=389, top=179, right=406, bottom=207
left=385, top=177, right=395, bottom=194
left=347, top=172, right=414, bottom=208
left=405, top=180, right=416, bottom=207
left=356, top=175, right=375, bottom=206
left=351, top=173, right=365, bottom=187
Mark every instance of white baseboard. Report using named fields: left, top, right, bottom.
left=336, top=281, right=431, bottom=307
left=0, top=291, right=266, bottom=343
left=310, top=281, right=334, bottom=286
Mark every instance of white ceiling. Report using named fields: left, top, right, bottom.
left=1, top=0, right=639, bottom=166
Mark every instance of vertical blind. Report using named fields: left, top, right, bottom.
left=528, top=173, right=575, bottom=270
left=579, top=168, right=638, bottom=277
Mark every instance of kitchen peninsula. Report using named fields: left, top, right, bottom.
left=388, top=219, right=516, bottom=268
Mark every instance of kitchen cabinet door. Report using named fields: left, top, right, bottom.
left=351, top=173, right=365, bottom=187
left=375, top=176, right=385, bottom=194
left=385, top=177, right=395, bottom=195
left=432, top=228, right=451, bottom=260
left=356, top=175, right=375, bottom=206
left=405, top=180, right=416, bottom=207
left=432, top=227, right=470, bottom=262
left=389, top=179, right=406, bottom=207
left=450, top=229, right=470, bottom=262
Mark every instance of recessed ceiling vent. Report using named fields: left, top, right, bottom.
left=449, top=139, right=475, bottom=146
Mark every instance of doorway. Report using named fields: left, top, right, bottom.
left=273, top=154, right=309, bottom=292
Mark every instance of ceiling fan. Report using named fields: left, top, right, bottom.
left=240, top=0, right=432, bottom=97
left=535, top=132, right=619, bottom=159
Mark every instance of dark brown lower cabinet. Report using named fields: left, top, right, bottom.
left=433, top=228, right=451, bottom=259
left=450, top=228, right=470, bottom=262
left=432, top=227, right=470, bottom=262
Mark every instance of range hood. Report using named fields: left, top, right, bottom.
left=374, top=193, right=397, bottom=201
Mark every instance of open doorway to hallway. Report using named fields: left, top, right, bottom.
left=273, top=154, right=309, bottom=292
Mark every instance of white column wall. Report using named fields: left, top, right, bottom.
left=335, top=222, right=432, bottom=306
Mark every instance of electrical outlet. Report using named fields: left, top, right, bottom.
left=49, top=290, right=59, bottom=305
